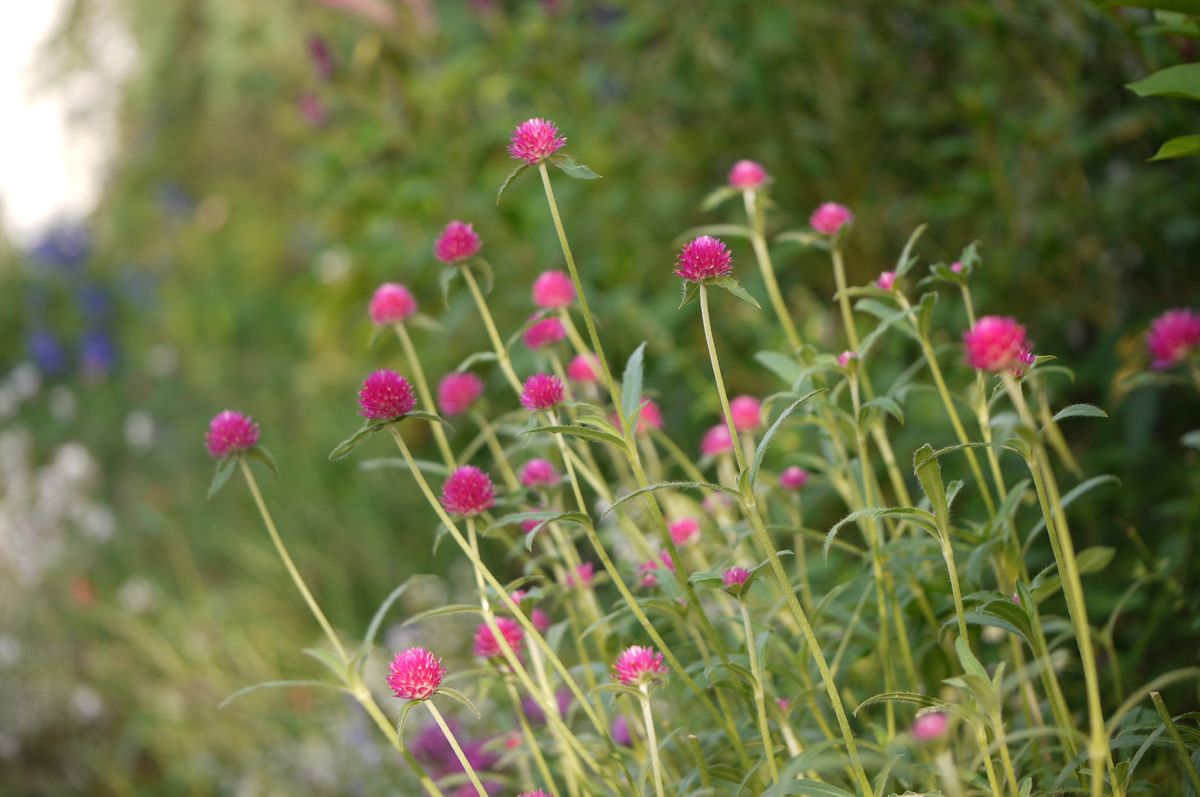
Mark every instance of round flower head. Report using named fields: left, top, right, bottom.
left=523, top=316, right=566, bottom=350
left=531, top=607, right=551, bottom=634
left=675, top=235, right=733, bottom=283
left=473, top=616, right=524, bottom=658
left=728, top=159, right=768, bottom=190
left=729, top=395, right=762, bottom=432
left=950, top=261, right=965, bottom=274
left=669, top=517, right=700, bottom=546
left=611, top=714, right=633, bottom=747
left=441, top=465, right=496, bottom=516
left=508, top=118, right=567, bottom=164
left=876, top=270, right=897, bottom=291
left=205, top=410, right=260, bottom=459
left=700, top=424, right=733, bottom=457
left=369, top=283, right=418, bottom=325
left=779, top=466, right=810, bottom=491
left=810, top=202, right=854, bottom=236
left=532, top=270, right=575, bottom=309
left=837, top=350, right=857, bottom=368
left=722, top=566, right=751, bottom=590
left=437, top=372, right=485, bottom=416
left=434, top=220, right=482, bottom=264
left=521, top=373, right=565, bottom=411
left=567, top=353, right=599, bottom=383
left=358, top=369, right=417, bottom=421
left=612, top=645, right=669, bottom=686
left=912, top=710, right=949, bottom=742
left=386, top=647, right=446, bottom=701
left=520, top=458, right=560, bottom=488
left=963, top=316, right=1032, bottom=373
left=567, top=562, right=594, bottom=589
left=1146, top=308, right=1200, bottom=370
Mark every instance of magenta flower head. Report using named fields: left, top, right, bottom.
left=950, top=261, right=965, bottom=274
left=517, top=791, right=555, bottom=797
left=521, top=373, right=565, bottom=411
left=532, top=270, right=576, bottom=309
left=441, top=466, right=496, bottom=516
left=700, top=424, right=733, bottom=457
left=369, top=283, right=418, bottom=325
left=524, top=316, right=566, bottom=350
left=912, top=710, right=949, bottom=742
left=205, top=410, right=260, bottom=459
left=779, top=466, right=810, bottom=491
left=358, top=369, right=417, bottom=421
left=1146, top=308, right=1200, bottom=370
left=520, top=458, right=560, bottom=488
left=437, top=372, right=485, bottom=417
left=567, top=353, right=599, bottom=383
left=728, top=159, right=768, bottom=190
left=386, top=647, right=446, bottom=701
left=675, top=235, right=734, bottom=284
left=613, top=645, right=668, bottom=687
left=963, top=316, right=1032, bottom=373
left=434, top=220, right=482, bottom=264
left=722, top=566, right=751, bottom=595
left=729, top=395, right=762, bottom=432
left=810, top=202, right=854, bottom=236
left=508, top=118, right=567, bottom=164
left=566, top=562, right=594, bottom=589
left=611, top=714, right=633, bottom=747
left=474, top=617, right=524, bottom=659
left=876, top=270, right=897, bottom=291
left=837, top=350, right=857, bottom=369
left=669, top=517, right=700, bottom=546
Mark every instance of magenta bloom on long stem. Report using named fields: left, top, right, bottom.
left=1146, top=308, right=1200, bottom=370
left=473, top=617, right=524, bottom=659
left=728, top=159, right=768, bottom=190
left=668, top=517, right=700, bottom=546
left=523, top=317, right=566, bottom=350
left=532, top=270, right=576, bottom=309
left=963, top=316, right=1033, bottom=373
left=441, top=465, right=496, bottom=516
left=675, top=235, right=733, bottom=283
left=875, top=270, right=897, bottom=291
left=205, top=410, right=260, bottom=459
left=386, top=647, right=446, bottom=701
left=521, top=373, right=565, bottom=411
left=612, top=645, right=668, bottom=686
left=912, top=710, right=949, bottom=742
left=358, top=369, right=417, bottom=420
left=437, top=372, right=485, bottom=417
left=722, top=566, right=750, bottom=589
left=508, top=118, right=567, bottom=165
left=809, top=202, right=854, bottom=236
left=434, top=220, right=482, bottom=264
left=369, top=283, right=418, bottom=325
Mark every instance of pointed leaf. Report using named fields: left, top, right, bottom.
left=913, top=443, right=951, bottom=533
left=520, top=424, right=627, bottom=449
left=755, top=351, right=804, bottom=384
left=550, top=153, right=601, bottom=179
left=621, top=342, right=648, bottom=422
left=747, top=390, right=825, bottom=488
left=219, top=679, right=346, bottom=710
left=678, top=280, right=699, bottom=309
left=894, top=223, right=928, bottom=276
left=246, top=445, right=278, bottom=477
left=402, top=604, right=483, bottom=626
left=207, top=456, right=238, bottom=499
left=1127, top=63, right=1200, bottom=100
left=497, top=162, right=530, bottom=203
left=600, top=480, right=740, bottom=518
left=437, top=687, right=482, bottom=719
left=1051, top=403, right=1108, bottom=423
left=329, top=422, right=382, bottom=461
left=700, top=185, right=739, bottom=211
left=712, top=276, right=761, bottom=308
left=1149, top=134, right=1200, bottom=162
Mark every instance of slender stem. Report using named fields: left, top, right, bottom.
left=239, top=460, right=346, bottom=662
left=942, top=538, right=971, bottom=642
left=974, top=724, right=1005, bottom=797
left=934, top=749, right=965, bottom=797
left=426, top=701, right=490, bottom=797
left=462, top=267, right=523, bottom=394
left=992, top=715, right=1021, bottom=797
left=699, top=286, right=745, bottom=473
left=506, top=679, right=561, bottom=795
left=470, top=410, right=519, bottom=491
left=740, top=602, right=780, bottom=784
left=744, top=190, right=802, bottom=352
left=1151, top=691, right=1200, bottom=795
left=355, top=687, right=446, bottom=797
left=395, top=322, right=457, bottom=468
left=638, top=685, right=667, bottom=797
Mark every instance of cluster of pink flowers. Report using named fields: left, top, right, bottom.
left=205, top=410, right=260, bottom=459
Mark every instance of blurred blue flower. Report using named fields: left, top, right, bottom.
left=79, top=284, right=113, bottom=322
left=28, top=329, right=68, bottom=375
left=28, top=224, right=91, bottom=271
left=80, top=329, right=117, bottom=376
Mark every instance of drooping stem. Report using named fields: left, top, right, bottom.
left=394, top=321, right=457, bottom=468
left=426, top=700, right=491, bottom=797
left=740, top=601, right=780, bottom=784
left=638, top=685, right=667, bottom=797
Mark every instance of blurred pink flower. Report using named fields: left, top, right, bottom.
left=532, top=270, right=576, bottom=309
left=369, top=283, right=418, bottom=325
left=437, top=372, right=484, bottom=416
left=728, top=159, right=768, bottom=190
left=474, top=617, right=524, bottom=659
left=912, top=710, right=949, bottom=742
left=567, top=353, right=599, bottom=383
left=778, top=466, right=810, bottom=491
left=669, top=517, right=700, bottom=546
left=963, top=316, right=1031, bottom=373
left=520, top=458, right=560, bottom=488
left=700, top=424, right=733, bottom=456
left=809, top=202, right=853, bottom=236
left=876, top=271, right=897, bottom=291
left=1146, top=308, right=1200, bottom=370
left=524, top=317, right=566, bottom=350
left=434, top=220, right=482, bottom=264
left=441, top=466, right=496, bottom=516
left=729, top=395, right=762, bottom=432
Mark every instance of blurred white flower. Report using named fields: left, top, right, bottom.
left=315, top=248, right=351, bottom=284
left=70, top=685, right=104, bottom=723
left=117, top=577, right=156, bottom=615
left=147, top=344, right=178, bottom=378
left=124, top=410, right=155, bottom=450
left=48, top=385, right=77, bottom=420
left=77, top=504, right=116, bottom=541
left=0, top=634, right=21, bottom=667
left=10, top=363, right=40, bottom=400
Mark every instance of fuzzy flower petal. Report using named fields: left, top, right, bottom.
left=441, top=465, right=496, bottom=516
left=612, top=645, right=668, bottom=686
left=729, top=395, right=762, bottom=432
left=434, top=220, right=482, bottom=264
left=963, top=316, right=1031, bottom=373
left=728, top=159, right=768, bottom=190
left=1146, top=308, right=1200, bottom=370
left=520, top=458, right=560, bottom=488
left=521, top=373, right=565, bottom=411
left=473, top=617, right=524, bottom=659
left=508, top=118, right=567, bottom=164
left=567, top=353, right=599, bottom=383
left=668, top=517, right=700, bottom=546
left=205, top=411, right=260, bottom=459
left=700, top=424, right=733, bottom=457
left=369, top=283, right=418, bottom=325
left=523, top=317, right=566, bottom=350
left=675, top=235, right=733, bottom=283
left=358, top=370, right=417, bottom=420
left=437, top=372, right=485, bottom=416
left=810, top=202, right=854, bottom=236
left=387, top=647, right=446, bottom=701
left=778, top=466, right=810, bottom=491
left=532, top=270, right=576, bottom=309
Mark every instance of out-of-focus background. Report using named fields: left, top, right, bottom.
left=1, top=1, right=1197, bottom=793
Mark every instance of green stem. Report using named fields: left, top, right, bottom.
left=462, top=267, right=523, bottom=395
left=355, top=687, right=446, bottom=797
left=638, top=685, right=667, bottom=797
left=426, top=700, right=490, bottom=797
left=506, top=679, right=561, bottom=795
left=1151, top=691, right=1200, bottom=795
left=741, top=601, right=780, bottom=784
left=744, top=190, right=802, bottom=352
left=974, top=723, right=1005, bottom=797
left=395, top=321, right=457, bottom=468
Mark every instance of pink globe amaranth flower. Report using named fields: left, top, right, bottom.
left=611, top=714, right=633, bottom=747
left=613, top=645, right=669, bottom=686
left=876, top=270, right=897, bottom=291
left=675, top=235, right=734, bottom=283
left=566, top=562, right=594, bottom=589
left=369, top=283, right=418, bottom=325
left=437, top=372, right=485, bottom=417
left=441, top=465, right=496, bottom=516
left=532, top=270, right=576, bottom=309
left=434, top=220, right=482, bottom=264
left=386, top=647, right=446, bottom=701
left=700, top=424, right=733, bottom=457
left=205, top=410, right=260, bottom=459
left=524, top=316, right=566, bottom=350
left=810, top=202, right=854, bottom=236
left=474, top=616, right=524, bottom=659
left=1146, top=308, right=1200, bottom=370
left=567, top=353, right=599, bottom=383
left=729, top=395, right=762, bottom=432
left=508, top=118, right=567, bottom=164
left=912, top=710, right=949, bottom=742
left=517, top=791, right=555, bottom=797
left=668, top=517, right=700, bottom=546
left=779, top=466, right=810, bottom=491
left=520, top=458, right=560, bottom=488
left=728, top=159, right=768, bottom=190
left=777, top=697, right=792, bottom=713
left=639, top=400, right=664, bottom=432
left=963, top=316, right=1032, bottom=373
left=521, top=373, right=565, bottom=411
left=722, top=566, right=751, bottom=589
left=358, top=369, right=417, bottom=421
left=950, top=261, right=965, bottom=274
left=638, top=551, right=675, bottom=587
left=531, top=607, right=551, bottom=634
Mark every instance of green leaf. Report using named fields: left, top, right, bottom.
left=700, top=185, right=739, bottom=211
left=913, top=443, right=951, bottom=535
left=550, top=153, right=601, bottom=179
left=1075, top=546, right=1117, bottom=575
left=747, top=390, right=825, bottom=488
left=468, top=257, right=494, bottom=294
left=329, top=421, right=383, bottom=461
left=1127, top=63, right=1200, bottom=100
left=1051, top=403, right=1108, bottom=423
left=755, top=351, right=804, bottom=384
left=1104, top=0, right=1200, bottom=12
left=915, top=291, right=938, bottom=338
left=207, top=456, right=238, bottom=499
left=894, top=223, right=928, bottom=276
left=824, top=507, right=938, bottom=557
left=437, top=687, right=482, bottom=719
left=245, top=445, right=278, bottom=477
left=521, top=424, right=627, bottom=449
left=621, top=342, right=647, bottom=423
left=438, top=263, right=459, bottom=307
left=678, top=280, right=699, bottom=309
left=681, top=223, right=754, bottom=241
left=712, top=276, right=761, bottom=308
left=497, top=162, right=530, bottom=203
left=407, top=410, right=452, bottom=430
left=600, top=480, right=740, bottom=518
left=860, top=396, right=904, bottom=425
left=1149, top=134, right=1200, bottom=161
left=302, top=647, right=348, bottom=683
left=219, top=679, right=346, bottom=710
left=454, top=350, right=498, bottom=373
left=966, top=597, right=1033, bottom=644
left=774, top=230, right=829, bottom=250
left=402, top=604, right=482, bottom=626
